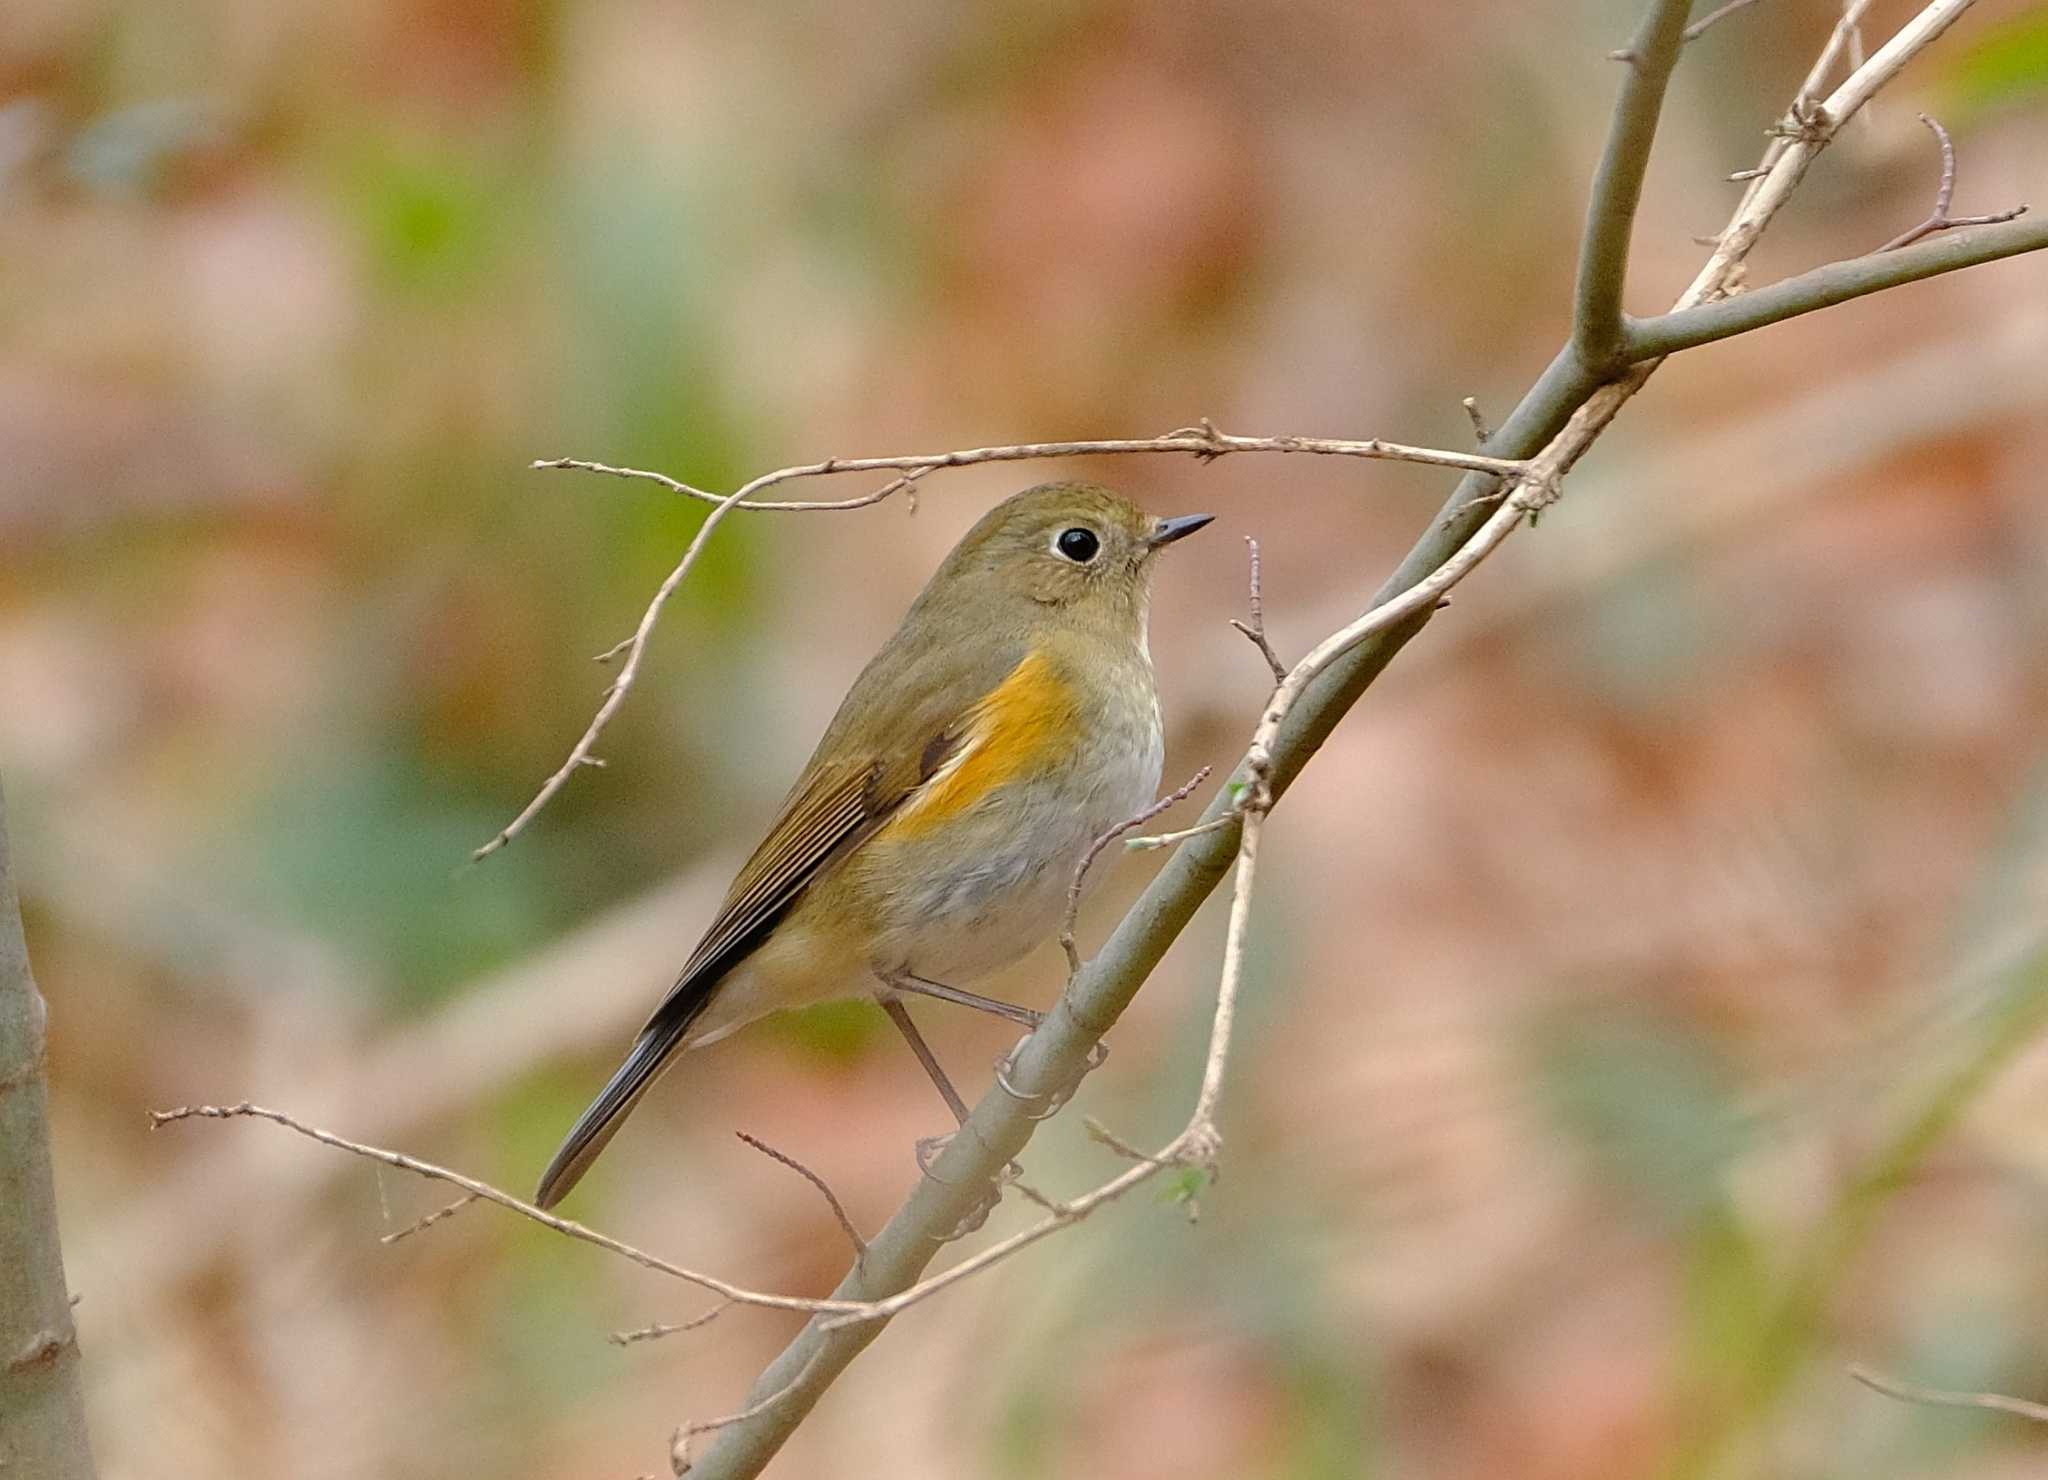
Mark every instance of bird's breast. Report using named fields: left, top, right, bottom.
left=860, top=646, right=1164, bottom=981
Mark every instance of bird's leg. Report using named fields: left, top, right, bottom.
left=876, top=995, right=971, bottom=1127
left=876, top=988, right=1035, bottom=1236
left=890, top=972, right=1043, bottom=1031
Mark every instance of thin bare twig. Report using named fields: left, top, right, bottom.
left=1711, top=0, right=1879, bottom=239
left=148, top=1103, right=868, bottom=1316
left=1081, top=1116, right=1158, bottom=1163
left=1850, top=1365, right=2048, bottom=1423
left=470, top=476, right=768, bottom=861
left=537, top=426, right=1531, bottom=513
left=1683, top=0, right=1767, bottom=43
left=1123, top=814, right=1240, bottom=853
left=815, top=1137, right=1179, bottom=1334
left=1227, top=537, right=1288, bottom=685
left=1462, top=396, right=1494, bottom=444
left=1875, top=114, right=2027, bottom=252
left=734, top=1132, right=867, bottom=1262
left=1058, top=769, right=1211, bottom=976
left=1805, top=0, right=1882, bottom=112
left=612, top=1302, right=733, bottom=1347
left=379, top=1192, right=477, bottom=1246
left=670, top=1353, right=825, bottom=1476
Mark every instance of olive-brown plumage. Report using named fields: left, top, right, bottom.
left=535, top=482, right=1209, bottom=1208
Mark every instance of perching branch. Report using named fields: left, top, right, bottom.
left=0, top=780, right=98, bottom=1480
left=1058, top=769, right=1211, bottom=978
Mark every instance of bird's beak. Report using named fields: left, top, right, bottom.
left=1147, top=513, right=1215, bottom=549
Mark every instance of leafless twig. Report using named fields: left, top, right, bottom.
left=1715, top=0, right=1878, bottom=232
left=1683, top=0, right=1767, bottom=43
left=148, top=1103, right=868, bottom=1316
left=1462, top=396, right=1494, bottom=444
left=1123, top=814, right=1240, bottom=853
left=1082, top=1116, right=1157, bottom=1163
left=1850, top=1364, right=2048, bottom=1423
left=379, top=1192, right=477, bottom=1246
left=470, top=476, right=766, bottom=862
left=537, top=426, right=1530, bottom=513
left=670, top=1353, right=824, bottom=1476
left=1875, top=114, right=2028, bottom=252
left=613, top=1303, right=733, bottom=1347
left=1227, top=537, right=1288, bottom=685
left=1058, top=769, right=1211, bottom=975
left=734, top=1132, right=867, bottom=1262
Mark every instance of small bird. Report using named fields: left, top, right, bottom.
left=535, top=482, right=1211, bottom=1209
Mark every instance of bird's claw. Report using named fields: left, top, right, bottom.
left=912, top=1134, right=1022, bottom=1240
left=991, top=1035, right=1108, bottom=1120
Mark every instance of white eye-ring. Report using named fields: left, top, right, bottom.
left=1053, top=526, right=1101, bottom=563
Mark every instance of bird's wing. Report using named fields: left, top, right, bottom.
left=533, top=635, right=1039, bottom=1209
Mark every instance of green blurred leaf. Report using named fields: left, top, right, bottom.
left=339, top=129, right=526, bottom=293
left=1677, top=1204, right=1772, bottom=1405
left=1938, top=8, right=2048, bottom=120
left=769, top=998, right=884, bottom=1065
left=1530, top=1000, right=1751, bottom=1229
left=220, top=752, right=571, bottom=1009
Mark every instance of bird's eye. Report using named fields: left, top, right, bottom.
left=1055, top=527, right=1100, bottom=563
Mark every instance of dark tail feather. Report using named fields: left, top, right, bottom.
left=534, top=1003, right=699, bottom=1210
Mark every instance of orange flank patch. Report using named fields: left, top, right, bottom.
left=888, top=651, right=1076, bottom=837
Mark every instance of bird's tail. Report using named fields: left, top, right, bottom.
left=534, top=997, right=703, bottom=1210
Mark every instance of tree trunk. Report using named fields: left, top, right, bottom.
left=0, top=779, right=97, bottom=1478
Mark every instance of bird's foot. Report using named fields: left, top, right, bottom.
left=991, top=1034, right=1108, bottom=1120
left=912, top=1133, right=1022, bottom=1239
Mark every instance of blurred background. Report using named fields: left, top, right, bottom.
left=5, top=0, right=2048, bottom=1476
